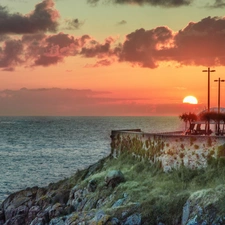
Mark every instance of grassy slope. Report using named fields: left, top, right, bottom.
left=49, top=154, right=225, bottom=224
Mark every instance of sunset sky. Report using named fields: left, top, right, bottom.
left=0, top=0, right=225, bottom=116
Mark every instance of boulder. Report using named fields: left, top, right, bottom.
left=88, top=179, right=97, bottom=192
left=105, top=170, right=125, bottom=188
left=124, top=213, right=141, bottom=225
left=88, top=210, right=110, bottom=225
left=182, top=186, right=225, bottom=225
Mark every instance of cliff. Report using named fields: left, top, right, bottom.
left=1, top=153, right=225, bottom=225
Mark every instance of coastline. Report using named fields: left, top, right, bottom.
left=1, top=152, right=225, bottom=225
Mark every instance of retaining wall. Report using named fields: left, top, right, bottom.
left=110, top=130, right=225, bottom=171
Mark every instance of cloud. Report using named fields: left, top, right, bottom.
left=172, top=16, right=225, bottom=66
left=80, top=37, right=115, bottom=58
left=32, top=33, right=91, bottom=66
left=0, top=32, right=92, bottom=69
left=24, top=33, right=91, bottom=67
left=1, top=13, right=225, bottom=70
left=84, top=59, right=113, bottom=67
left=0, top=88, right=196, bottom=116
left=0, top=39, right=24, bottom=69
left=112, top=16, right=225, bottom=68
left=87, top=0, right=225, bottom=8
left=208, top=0, right=225, bottom=8
left=87, top=0, right=193, bottom=7
left=117, top=27, right=174, bottom=68
left=64, top=18, right=85, bottom=30
left=117, top=20, right=127, bottom=25
left=0, top=0, right=59, bottom=35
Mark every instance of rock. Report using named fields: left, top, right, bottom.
left=112, top=193, right=128, bottom=208
left=124, top=213, right=141, bottom=225
left=27, top=206, right=41, bottom=224
left=105, top=217, right=121, bottom=225
left=65, top=211, right=95, bottom=224
left=33, top=209, right=50, bottom=224
left=105, top=170, right=125, bottom=188
left=49, top=217, right=66, bottom=225
left=70, top=188, right=89, bottom=212
left=182, top=200, right=190, bottom=225
left=30, top=217, right=45, bottom=225
left=112, top=198, right=125, bottom=208
left=186, top=215, right=198, bottom=225
left=0, top=208, right=5, bottom=222
left=182, top=186, right=225, bottom=225
left=88, top=179, right=97, bottom=192
left=88, top=210, right=110, bottom=225
left=4, top=214, right=26, bottom=225
left=5, top=155, right=225, bottom=225
left=49, top=203, right=64, bottom=219
left=51, top=190, right=70, bottom=205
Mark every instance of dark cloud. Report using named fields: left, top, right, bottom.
left=0, top=88, right=190, bottom=116
left=0, top=0, right=59, bottom=34
left=117, top=20, right=127, bottom=25
left=117, top=27, right=173, bottom=68
left=2, top=67, right=15, bottom=72
left=0, top=35, right=10, bottom=42
left=34, top=55, right=62, bottom=66
left=2, top=14, right=225, bottom=70
left=64, top=18, right=85, bottom=30
left=30, top=33, right=91, bottom=66
left=80, top=38, right=115, bottom=58
left=112, top=16, right=225, bottom=68
left=0, top=32, right=92, bottom=68
left=24, top=33, right=91, bottom=67
left=46, top=32, right=77, bottom=48
left=85, top=59, right=113, bottom=67
left=87, top=0, right=193, bottom=7
left=172, top=16, right=225, bottom=66
left=88, top=0, right=225, bottom=8
left=0, top=88, right=114, bottom=116
left=0, top=39, right=24, bottom=68
left=209, top=0, right=225, bottom=8
left=87, top=0, right=99, bottom=6
left=22, top=33, right=46, bottom=42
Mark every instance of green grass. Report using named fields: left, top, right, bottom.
left=87, top=153, right=225, bottom=224
left=55, top=153, right=225, bottom=224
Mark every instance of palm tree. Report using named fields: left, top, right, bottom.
left=179, top=112, right=198, bottom=131
left=199, top=111, right=218, bottom=122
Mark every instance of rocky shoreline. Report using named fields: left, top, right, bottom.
left=1, top=154, right=225, bottom=225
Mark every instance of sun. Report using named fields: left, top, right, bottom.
left=183, top=95, right=198, bottom=104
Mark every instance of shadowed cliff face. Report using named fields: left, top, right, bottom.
left=1, top=153, right=225, bottom=225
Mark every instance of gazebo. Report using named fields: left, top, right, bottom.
left=185, top=107, right=225, bottom=135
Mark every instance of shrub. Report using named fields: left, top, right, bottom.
left=194, top=144, right=199, bottom=149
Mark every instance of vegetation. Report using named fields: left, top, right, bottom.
left=199, top=111, right=225, bottom=122
left=179, top=112, right=198, bottom=130
left=63, top=153, right=225, bottom=224
left=199, top=111, right=225, bottom=134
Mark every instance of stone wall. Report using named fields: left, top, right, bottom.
left=110, top=130, right=225, bottom=171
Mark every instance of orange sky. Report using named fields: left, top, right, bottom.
left=0, top=0, right=225, bottom=116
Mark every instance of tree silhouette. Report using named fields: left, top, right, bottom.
left=179, top=112, right=198, bottom=130
left=200, top=111, right=225, bottom=135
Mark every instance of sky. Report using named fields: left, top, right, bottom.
left=0, top=0, right=225, bottom=116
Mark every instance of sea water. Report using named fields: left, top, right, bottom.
left=0, top=116, right=183, bottom=202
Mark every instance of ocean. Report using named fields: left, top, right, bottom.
left=0, top=116, right=183, bottom=203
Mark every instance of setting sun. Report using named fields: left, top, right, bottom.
left=183, top=96, right=198, bottom=104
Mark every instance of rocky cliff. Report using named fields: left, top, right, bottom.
left=1, top=153, right=225, bottom=225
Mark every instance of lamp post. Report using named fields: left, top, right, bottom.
left=214, top=78, right=225, bottom=135
left=202, top=67, right=216, bottom=134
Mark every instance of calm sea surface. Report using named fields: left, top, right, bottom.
left=0, top=116, right=183, bottom=203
